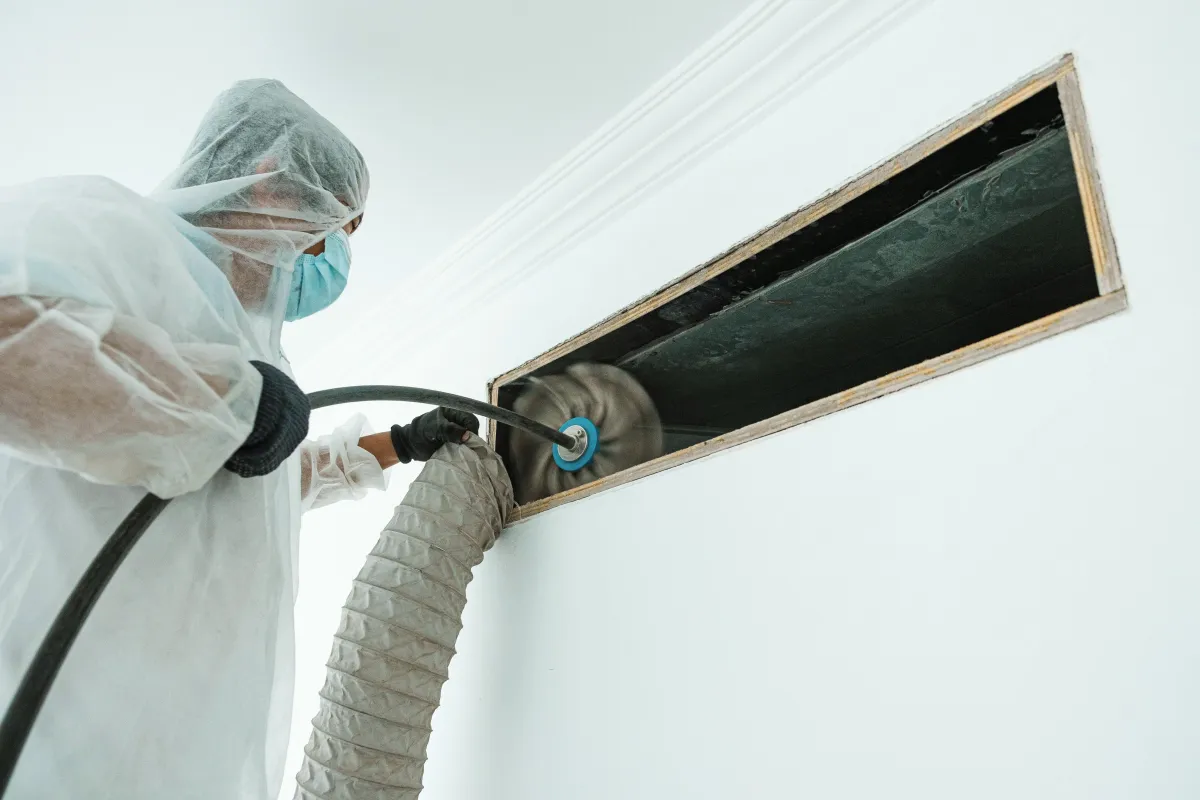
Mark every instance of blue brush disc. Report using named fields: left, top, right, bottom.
left=552, top=417, right=599, bottom=472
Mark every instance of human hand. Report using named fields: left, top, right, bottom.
left=389, top=407, right=480, bottom=463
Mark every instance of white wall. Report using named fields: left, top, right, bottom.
left=414, top=0, right=1200, bottom=798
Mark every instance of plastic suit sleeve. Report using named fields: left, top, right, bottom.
left=298, top=413, right=388, bottom=514
left=0, top=294, right=261, bottom=498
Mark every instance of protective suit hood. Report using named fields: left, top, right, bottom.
left=154, top=78, right=369, bottom=352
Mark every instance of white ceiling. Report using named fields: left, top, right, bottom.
left=1, top=0, right=755, bottom=377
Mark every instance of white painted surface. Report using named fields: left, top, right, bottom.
left=381, top=1, right=1200, bottom=798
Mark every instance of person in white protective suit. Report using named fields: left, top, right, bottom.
left=0, top=79, right=479, bottom=799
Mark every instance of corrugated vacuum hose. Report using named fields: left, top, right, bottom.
left=295, top=436, right=512, bottom=799
left=0, top=363, right=659, bottom=798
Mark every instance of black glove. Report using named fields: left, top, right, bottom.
left=225, top=360, right=311, bottom=478
left=390, top=407, right=480, bottom=464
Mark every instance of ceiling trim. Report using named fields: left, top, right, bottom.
left=344, top=0, right=930, bottom=367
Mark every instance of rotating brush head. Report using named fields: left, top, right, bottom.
left=507, top=363, right=663, bottom=505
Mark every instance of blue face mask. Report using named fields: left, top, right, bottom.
left=284, top=228, right=351, bottom=321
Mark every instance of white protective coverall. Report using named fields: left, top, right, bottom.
left=0, top=80, right=387, bottom=799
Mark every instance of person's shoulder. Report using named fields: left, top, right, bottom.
left=0, top=174, right=208, bottom=304
left=0, top=174, right=140, bottom=204
left=0, top=176, right=160, bottom=233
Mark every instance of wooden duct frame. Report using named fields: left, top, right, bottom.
left=489, top=53, right=1126, bottom=523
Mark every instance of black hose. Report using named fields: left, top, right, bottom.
left=0, top=493, right=170, bottom=796
left=0, top=385, right=565, bottom=796
left=307, top=385, right=575, bottom=448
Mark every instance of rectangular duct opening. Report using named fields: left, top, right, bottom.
left=492, top=59, right=1123, bottom=513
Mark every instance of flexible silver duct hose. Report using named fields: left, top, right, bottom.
left=294, top=436, right=514, bottom=800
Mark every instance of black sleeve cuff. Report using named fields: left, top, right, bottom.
left=389, top=424, right=414, bottom=464
left=225, top=361, right=311, bottom=478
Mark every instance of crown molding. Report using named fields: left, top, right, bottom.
left=335, top=0, right=930, bottom=372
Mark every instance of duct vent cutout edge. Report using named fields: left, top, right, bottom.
left=489, top=54, right=1125, bottom=520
